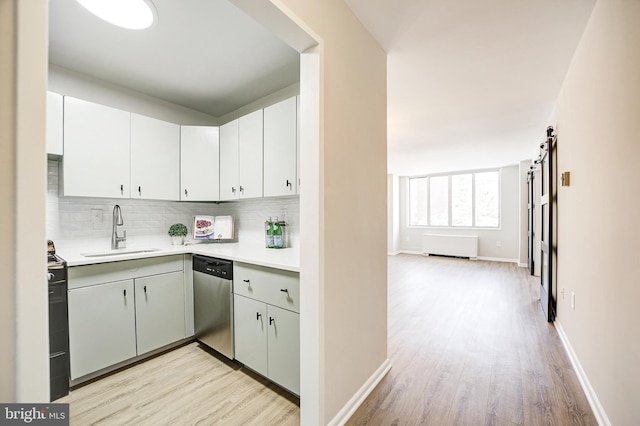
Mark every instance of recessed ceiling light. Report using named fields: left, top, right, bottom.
left=76, top=0, right=156, bottom=30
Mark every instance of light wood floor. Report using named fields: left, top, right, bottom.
left=58, top=344, right=300, bottom=425
left=347, top=254, right=596, bottom=425
left=60, top=255, right=596, bottom=425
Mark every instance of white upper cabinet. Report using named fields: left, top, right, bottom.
left=263, top=96, right=297, bottom=197
left=63, top=97, right=131, bottom=198
left=219, top=119, right=240, bottom=201
left=180, top=126, right=220, bottom=201
left=130, top=114, right=180, bottom=201
left=46, top=91, right=64, bottom=156
left=219, top=109, right=263, bottom=201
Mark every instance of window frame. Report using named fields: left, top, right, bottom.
left=408, top=168, right=501, bottom=229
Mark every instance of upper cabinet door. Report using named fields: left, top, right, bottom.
left=180, top=126, right=220, bottom=201
left=46, top=91, right=63, bottom=156
left=63, top=97, right=130, bottom=198
left=131, top=114, right=180, bottom=201
left=238, top=109, right=263, bottom=199
left=263, top=97, right=297, bottom=197
left=219, top=119, right=240, bottom=201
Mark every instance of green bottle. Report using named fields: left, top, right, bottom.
left=265, top=217, right=274, bottom=248
left=273, top=217, right=283, bottom=248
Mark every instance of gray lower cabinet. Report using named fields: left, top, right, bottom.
left=68, top=279, right=137, bottom=380
left=233, top=262, right=300, bottom=395
left=135, top=271, right=186, bottom=355
left=68, top=256, right=186, bottom=381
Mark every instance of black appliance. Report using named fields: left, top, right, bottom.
left=47, top=240, right=69, bottom=401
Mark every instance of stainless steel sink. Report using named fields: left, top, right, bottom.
left=81, top=248, right=161, bottom=257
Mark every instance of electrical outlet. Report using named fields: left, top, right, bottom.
left=91, top=209, right=103, bottom=225
left=571, top=292, right=576, bottom=310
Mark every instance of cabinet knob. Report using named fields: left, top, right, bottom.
left=184, top=189, right=188, bottom=197
left=269, top=317, right=275, bottom=325
left=286, top=179, right=292, bottom=189
left=239, top=186, right=244, bottom=193
left=256, top=312, right=262, bottom=320
left=232, top=187, right=236, bottom=194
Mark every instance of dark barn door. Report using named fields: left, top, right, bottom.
left=540, top=128, right=556, bottom=322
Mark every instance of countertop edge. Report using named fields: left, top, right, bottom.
left=59, top=242, right=300, bottom=273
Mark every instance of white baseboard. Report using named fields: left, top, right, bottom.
left=518, top=262, right=528, bottom=268
left=387, top=251, right=401, bottom=256
left=327, top=358, right=392, bottom=426
left=555, top=321, right=610, bottom=426
left=477, top=256, right=519, bottom=263
left=398, top=250, right=422, bottom=255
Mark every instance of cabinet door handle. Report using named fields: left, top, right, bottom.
left=286, top=179, right=292, bottom=189
left=231, top=186, right=236, bottom=194
left=123, top=289, right=126, bottom=297
left=120, top=184, right=124, bottom=195
left=280, top=288, right=289, bottom=294
left=138, top=186, right=141, bottom=195
left=239, top=185, right=244, bottom=193
left=269, top=317, right=275, bottom=325
left=243, top=279, right=250, bottom=283
left=144, top=285, right=147, bottom=293
left=184, top=188, right=188, bottom=197
left=256, top=312, right=262, bottom=320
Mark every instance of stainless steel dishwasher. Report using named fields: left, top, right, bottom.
left=193, top=255, right=234, bottom=359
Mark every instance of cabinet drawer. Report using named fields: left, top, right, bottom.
left=233, top=263, right=300, bottom=313
left=69, top=255, right=184, bottom=289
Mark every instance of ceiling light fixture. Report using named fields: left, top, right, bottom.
left=76, top=0, right=156, bottom=30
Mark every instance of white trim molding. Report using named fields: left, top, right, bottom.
left=327, top=358, right=392, bottom=426
left=555, top=321, right=611, bottom=426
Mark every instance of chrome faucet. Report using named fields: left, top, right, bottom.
left=111, top=204, right=127, bottom=249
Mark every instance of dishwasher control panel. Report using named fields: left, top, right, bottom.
left=193, top=255, right=233, bottom=280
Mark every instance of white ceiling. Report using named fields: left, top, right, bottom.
left=48, top=0, right=300, bottom=118
left=344, top=0, right=595, bottom=175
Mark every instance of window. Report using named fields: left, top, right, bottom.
left=409, top=170, right=500, bottom=228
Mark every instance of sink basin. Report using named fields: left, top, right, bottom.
left=81, top=248, right=161, bottom=258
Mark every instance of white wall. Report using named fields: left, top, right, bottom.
left=48, top=65, right=218, bottom=125
left=387, top=174, right=400, bottom=254
left=397, top=164, right=521, bottom=261
left=1, top=0, right=50, bottom=402
left=518, top=160, right=532, bottom=266
left=264, top=1, right=389, bottom=424
left=551, top=0, right=640, bottom=424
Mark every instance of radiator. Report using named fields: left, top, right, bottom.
left=421, top=234, right=478, bottom=259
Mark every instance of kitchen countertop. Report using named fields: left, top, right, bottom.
left=56, top=237, right=300, bottom=272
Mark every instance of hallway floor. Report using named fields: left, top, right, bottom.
left=347, top=254, right=596, bottom=425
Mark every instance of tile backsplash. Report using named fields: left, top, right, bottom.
left=47, top=160, right=299, bottom=246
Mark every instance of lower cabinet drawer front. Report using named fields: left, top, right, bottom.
left=233, top=263, right=300, bottom=313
